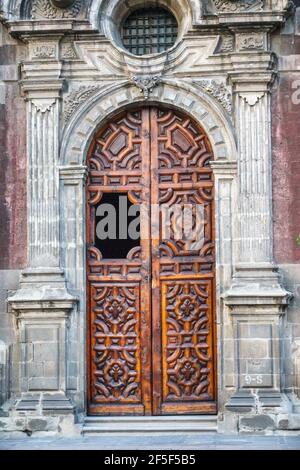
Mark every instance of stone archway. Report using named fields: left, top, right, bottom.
left=59, top=80, right=237, bottom=414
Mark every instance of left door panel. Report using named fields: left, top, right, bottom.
left=87, top=109, right=152, bottom=415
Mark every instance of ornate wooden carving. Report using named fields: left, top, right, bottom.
left=87, top=107, right=216, bottom=415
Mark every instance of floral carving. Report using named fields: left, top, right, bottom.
left=64, top=86, right=99, bottom=122
left=131, top=75, right=161, bottom=99
left=214, top=0, right=263, bottom=12
left=91, top=284, right=141, bottom=401
left=32, top=0, right=82, bottom=19
left=164, top=282, right=213, bottom=400
left=175, top=295, right=199, bottom=322
left=103, top=297, right=126, bottom=324
left=104, top=359, right=129, bottom=389
left=175, top=357, right=200, bottom=386
left=237, top=33, right=265, bottom=51
left=196, top=80, right=232, bottom=114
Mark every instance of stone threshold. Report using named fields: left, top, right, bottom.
left=82, top=415, right=218, bottom=435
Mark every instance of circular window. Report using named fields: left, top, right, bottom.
left=121, top=8, right=178, bottom=56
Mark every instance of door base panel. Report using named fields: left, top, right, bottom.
left=82, top=415, right=218, bottom=435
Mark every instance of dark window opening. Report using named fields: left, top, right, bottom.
left=121, top=7, right=178, bottom=56
left=95, top=193, right=140, bottom=259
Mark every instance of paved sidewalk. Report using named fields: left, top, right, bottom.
left=1, top=434, right=300, bottom=450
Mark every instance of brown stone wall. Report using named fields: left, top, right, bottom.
left=0, top=25, right=27, bottom=270
left=272, top=9, right=300, bottom=264
left=272, top=7, right=300, bottom=397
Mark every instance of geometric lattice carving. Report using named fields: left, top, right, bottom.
left=90, top=284, right=142, bottom=403
left=163, top=281, right=214, bottom=402
left=87, top=107, right=216, bottom=415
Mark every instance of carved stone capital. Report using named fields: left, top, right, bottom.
left=228, top=71, right=276, bottom=93
left=21, top=80, right=64, bottom=100
left=238, top=91, right=265, bottom=106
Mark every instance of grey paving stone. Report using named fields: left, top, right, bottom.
left=0, top=435, right=300, bottom=450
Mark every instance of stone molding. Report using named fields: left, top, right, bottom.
left=1, top=1, right=292, bottom=32
left=61, top=79, right=236, bottom=166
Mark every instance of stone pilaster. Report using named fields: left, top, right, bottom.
left=8, top=40, right=76, bottom=405
left=224, top=72, right=291, bottom=410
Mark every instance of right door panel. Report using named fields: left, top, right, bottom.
left=150, top=108, right=217, bottom=415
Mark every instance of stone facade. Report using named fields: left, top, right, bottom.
left=0, top=0, right=300, bottom=436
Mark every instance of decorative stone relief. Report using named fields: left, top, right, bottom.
left=236, top=33, right=265, bottom=51
left=214, top=0, right=263, bottom=12
left=195, top=80, right=232, bottom=114
left=216, top=35, right=235, bottom=53
left=61, top=43, right=78, bottom=60
left=131, top=75, right=162, bottom=99
left=31, top=44, right=57, bottom=59
left=32, top=0, right=82, bottom=19
left=64, top=86, right=99, bottom=122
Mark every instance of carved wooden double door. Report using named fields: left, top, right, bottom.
left=87, top=107, right=216, bottom=415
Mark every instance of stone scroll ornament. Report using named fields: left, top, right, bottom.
left=131, top=76, right=162, bottom=99
left=32, top=0, right=82, bottom=19
left=213, top=0, right=263, bottom=11
left=63, top=86, right=100, bottom=122
left=196, top=80, right=232, bottom=114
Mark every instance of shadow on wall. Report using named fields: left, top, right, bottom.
left=0, top=341, right=9, bottom=408
left=20, top=0, right=33, bottom=19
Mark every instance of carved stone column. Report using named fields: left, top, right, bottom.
left=224, top=72, right=291, bottom=412
left=8, top=39, right=76, bottom=408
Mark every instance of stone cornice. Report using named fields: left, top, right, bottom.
left=2, top=2, right=293, bottom=39
left=7, top=19, right=96, bottom=38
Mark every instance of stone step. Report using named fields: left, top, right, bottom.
left=82, top=415, right=218, bottom=435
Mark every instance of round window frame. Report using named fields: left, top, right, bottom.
left=99, top=0, right=192, bottom=58
left=121, top=6, right=179, bottom=57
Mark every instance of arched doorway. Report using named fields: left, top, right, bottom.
left=86, top=106, right=217, bottom=416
